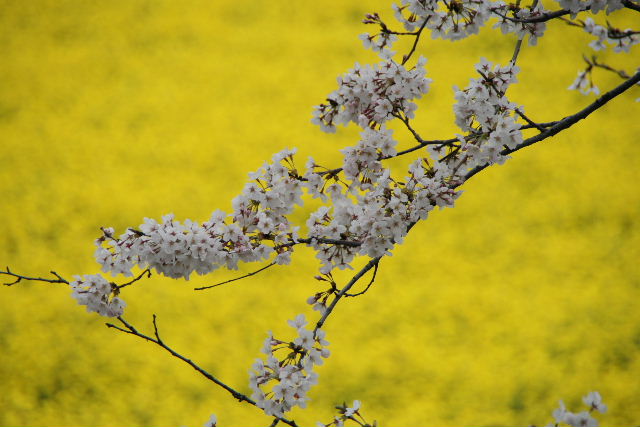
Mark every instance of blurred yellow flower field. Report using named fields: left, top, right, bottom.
left=0, top=1, right=638, bottom=426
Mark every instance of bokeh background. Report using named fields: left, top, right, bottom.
left=1, top=1, right=638, bottom=426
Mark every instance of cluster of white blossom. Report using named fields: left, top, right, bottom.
left=317, top=400, right=373, bottom=427
left=556, top=0, right=625, bottom=15
left=491, top=1, right=548, bottom=45
left=203, top=414, right=217, bottom=427
left=545, top=391, right=607, bottom=427
left=94, top=150, right=303, bottom=280
left=568, top=69, right=600, bottom=95
left=359, top=13, right=399, bottom=58
left=249, top=315, right=330, bottom=417
left=448, top=58, right=523, bottom=170
left=393, top=0, right=492, bottom=40
left=340, top=127, right=398, bottom=186
left=69, top=274, right=126, bottom=317
left=582, top=17, right=639, bottom=52
left=311, top=58, right=431, bottom=132
left=305, top=158, right=459, bottom=275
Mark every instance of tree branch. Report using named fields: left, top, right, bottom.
left=622, top=0, right=640, bottom=12
left=194, top=262, right=276, bottom=291
left=315, top=256, right=382, bottom=332
left=402, top=17, right=429, bottom=66
left=117, top=268, right=152, bottom=289
left=491, top=7, right=581, bottom=24
left=1, top=267, right=69, bottom=286
left=345, top=262, right=379, bottom=297
left=105, top=315, right=298, bottom=427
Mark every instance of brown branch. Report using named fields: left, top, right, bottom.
left=117, top=268, right=152, bottom=289
left=315, top=223, right=416, bottom=332
left=315, top=257, right=382, bottom=331
left=491, top=7, right=582, bottom=24
left=515, top=108, right=545, bottom=131
left=1, top=267, right=69, bottom=286
left=345, top=261, right=379, bottom=297
left=622, top=0, right=640, bottom=12
left=105, top=315, right=298, bottom=427
left=194, top=262, right=276, bottom=291
left=402, top=17, right=429, bottom=66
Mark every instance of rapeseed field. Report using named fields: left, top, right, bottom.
left=0, top=1, right=638, bottom=426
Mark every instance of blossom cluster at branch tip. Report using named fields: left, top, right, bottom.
left=582, top=17, right=639, bottom=52
left=568, top=69, right=600, bottom=95
left=318, top=400, right=377, bottom=427
left=545, top=391, right=607, bottom=427
left=394, top=0, right=492, bottom=41
left=492, top=1, right=548, bottom=45
left=449, top=58, right=523, bottom=169
left=70, top=274, right=126, bottom=317
left=312, top=58, right=431, bottom=132
left=203, top=414, right=217, bottom=427
left=249, top=315, right=330, bottom=417
left=94, top=149, right=303, bottom=281
left=359, top=12, right=398, bottom=58
left=556, top=0, right=626, bottom=15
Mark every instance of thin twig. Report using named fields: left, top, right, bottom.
left=345, top=261, right=379, bottom=297
left=105, top=315, right=298, bottom=427
left=1, top=267, right=69, bottom=286
left=511, top=38, right=524, bottom=65
left=117, top=268, right=152, bottom=289
left=315, top=257, right=382, bottom=331
left=194, top=262, right=276, bottom=291
left=402, top=17, right=429, bottom=66
left=510, top=0, right=539, bottom=65
left=515, top=108, right=545, bottom=131
left=315, top=223, right=416, bottom=331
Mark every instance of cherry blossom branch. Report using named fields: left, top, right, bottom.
left=194, top=262, right=276, bottom=290
left=491, top=7, right=583, bottom=24
left=464, top=68, right=640, bottom=182
left=312, top=69, right=640, bottom=333
left=105, top=315, right=299, bottom=427
left=1, top=267, right=69, bottom=286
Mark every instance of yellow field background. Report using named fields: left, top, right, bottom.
left=1, top=1, right=638, bottom=426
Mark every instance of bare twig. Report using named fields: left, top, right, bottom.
left=194, top=262, right=276, bottom=291
left=402, top=17, right=429, bottom=66
left=515, top=108, right=545, bottom=131
left=1, top=267, right=69, bottom=286
left=117, top=268, right=152, bottom=289
left=106, top=315, right=298, bottom=427
left=345, top=261, right=379, bottom=297
left=315, top=256, right=382, bottom=331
